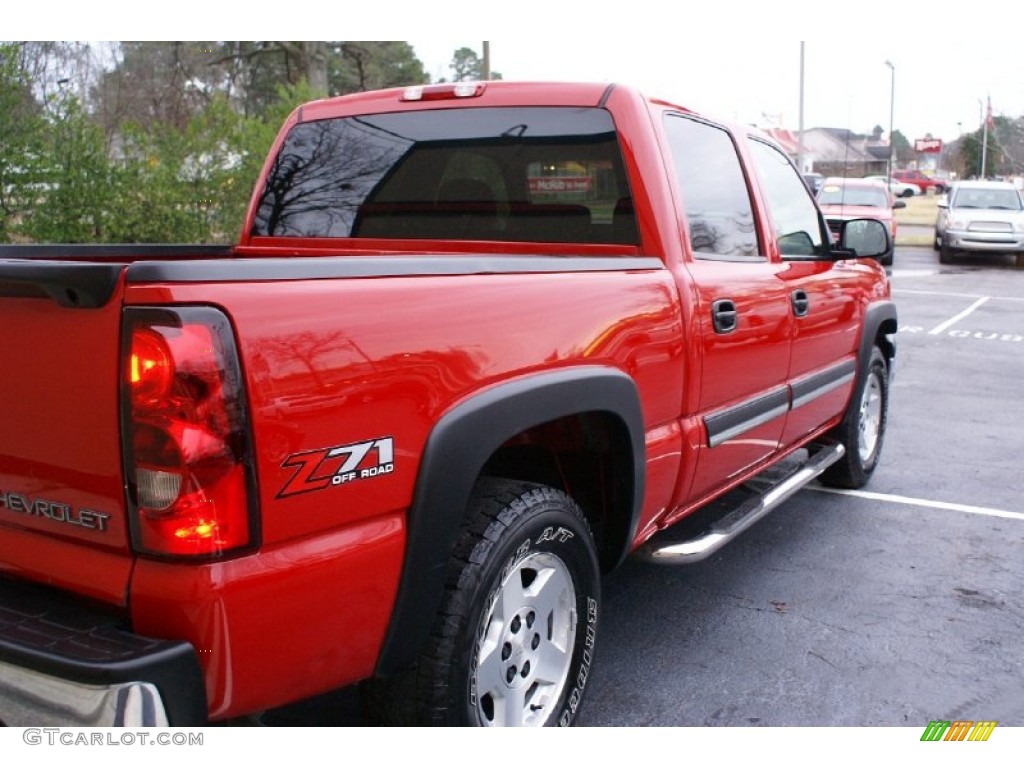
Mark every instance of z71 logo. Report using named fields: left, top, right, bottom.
left=278, top=437, right=395, bottom=498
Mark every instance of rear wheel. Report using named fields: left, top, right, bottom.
left=372, top=479, right=600, bottom=726
left=821, top=346, right=889, bottom=489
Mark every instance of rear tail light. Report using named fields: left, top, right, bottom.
left=121, top=307, right=257, bottom=559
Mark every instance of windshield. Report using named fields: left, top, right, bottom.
left=817, top=184, right=889, bottom=208
left=951, top=188, right=1022, bottom=211
left=251, top=107, right=638, bottom=245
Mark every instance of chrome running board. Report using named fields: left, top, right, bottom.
left=635, top=442, right=845, bottom=565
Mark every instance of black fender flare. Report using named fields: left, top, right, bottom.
left=374, top=366, right=645, bottom=677
left=857, top=300, right=898, bottom=378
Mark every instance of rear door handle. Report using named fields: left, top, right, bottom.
left=711, top=299, right=738, bottom=334
left=791, top=290, right=810, bottom=317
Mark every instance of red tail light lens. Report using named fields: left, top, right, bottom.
left=121, top=307, right=257, bottom=559
left=129, top=328, right=175, bottom=404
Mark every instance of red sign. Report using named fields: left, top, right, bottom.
left=528, top=176, right=592, bottom=194
left=914, top=138, right=943, bottom=153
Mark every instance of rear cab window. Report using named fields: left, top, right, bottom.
left=251, top=107, right=638, bottom=247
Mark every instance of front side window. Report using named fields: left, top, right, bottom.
left=251, top=107, right=637, bottom=246
left=748, top=139, right=827, bottom=257
left=663, top=115, right=759, bottom=260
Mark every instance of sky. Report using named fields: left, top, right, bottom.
left=12, top=2, right=1024, bottom=145
left=410, top=38, right=1021, bottom=145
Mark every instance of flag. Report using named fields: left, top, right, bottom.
left=986, top=95, right=994, bottom=129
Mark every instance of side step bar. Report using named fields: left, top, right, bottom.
left=635, top=441, right=845, bottom=565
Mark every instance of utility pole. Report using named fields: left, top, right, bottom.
left=797, top=42, right=805, bottom=174
left=885, top=60, right=895, bottom=187
left=980, top=95, right=990, bottom=178
left=481, top=41, right=490, bottom=81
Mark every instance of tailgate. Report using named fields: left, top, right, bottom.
left=0, top=259, right=133, bottom=603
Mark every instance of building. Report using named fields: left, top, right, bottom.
left=765, top=127, right=889, bottom=177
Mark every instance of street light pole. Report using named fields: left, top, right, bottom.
left=885, top=60, right=895, bottom=187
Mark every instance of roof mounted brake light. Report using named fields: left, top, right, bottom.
left=402, top=83, right=486, bottom=102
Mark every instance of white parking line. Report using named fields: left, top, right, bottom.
left=895, top=288, right=1024, bottom=303
left=813, top=486, right=1024, bottom=522
left=928, top=296, right=990, bottom=335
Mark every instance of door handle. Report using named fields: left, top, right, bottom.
left=711, top=299, right=738, bottom=334
left=791, top=290, right=810, bottom=317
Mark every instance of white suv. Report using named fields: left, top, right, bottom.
left=936, top=181, right=1024, bottom=264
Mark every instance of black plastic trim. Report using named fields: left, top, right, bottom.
left=790, top=358, right=857, bottom=409
left=0, top=577, right=207, bottom=725
left=704, top=386, right=789, bottom=448
left=374, top=367, right=645, bottom=677
left=858, top=301, right=898, bottom=372
left=0, top=244, right=232, bottom=260
left=0, top=260, right=125, bottom=308
left=125, top=255, right=665, bottom=284
left=598, top=84, right=617, bottom=108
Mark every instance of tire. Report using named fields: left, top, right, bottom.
left=369, top=478, right=600, bottom=726
left=821, top=346, right=889, bottom=489
left=939, top=243, right=954, bottom=264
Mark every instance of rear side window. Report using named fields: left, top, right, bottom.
left=663, top=115, right=759, bottom=260
left=251, top=107, right=638, bottom=246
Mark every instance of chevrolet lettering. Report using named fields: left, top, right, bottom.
left=0, top=491, right=110, bottom=532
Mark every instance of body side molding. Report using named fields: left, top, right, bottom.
left=790, top=358, right=857, bottom=410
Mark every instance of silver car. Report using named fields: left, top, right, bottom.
left=935, top=181, right=1024, bottom=264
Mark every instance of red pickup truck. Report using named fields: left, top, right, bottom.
left=892, top=169, right=948, bottom=194
left=0, top=81, right=895, bottom=727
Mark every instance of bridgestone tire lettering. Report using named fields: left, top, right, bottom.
left=366, top=478, right=600, bottom=726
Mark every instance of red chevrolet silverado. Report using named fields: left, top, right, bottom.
left=0, top=81, right=896, bottom=727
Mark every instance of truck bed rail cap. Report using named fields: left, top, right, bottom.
left=0, top=260, right=124, bottom=308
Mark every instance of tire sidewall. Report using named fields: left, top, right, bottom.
left=854, top=347, right=889, bottom=475
left=454, top=497, right=600, bottom=727
left=822, top=345, right=889, bottom=489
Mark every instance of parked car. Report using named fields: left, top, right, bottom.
left=935, top=180, right=1024, bottom=264
left=817, top=177, right=905, bottom=265
left=893, top=169, right=947, bottom=194
left=865, top=175, right=921, bottom=198
left=802, top=172, right=825, bottom=195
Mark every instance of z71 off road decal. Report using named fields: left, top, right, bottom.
left=278, top=437, right=395, bottom=498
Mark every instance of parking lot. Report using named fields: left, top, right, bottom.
left=265, top=244, right=1024, bottom=728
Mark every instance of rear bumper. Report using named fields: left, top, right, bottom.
left=0, top=577, right=206, bottom=726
